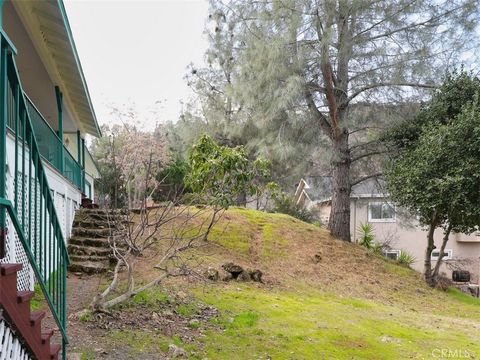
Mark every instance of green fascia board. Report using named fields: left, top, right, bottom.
left=56, top=0, right=102, bottom=138
left=0, top=29, right=17, bottom=54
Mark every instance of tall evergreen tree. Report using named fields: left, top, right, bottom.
left=170, top=2, right=325, bottom=187
left=223, top=0, right=478, bottom=240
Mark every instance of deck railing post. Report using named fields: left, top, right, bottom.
left=0, top=37, right=7, bottom=258
left=55, top=86, right=64, bottom=173
left=81, top=137, right=86, bottom=194
left=77, top=130, right=82, bottom=190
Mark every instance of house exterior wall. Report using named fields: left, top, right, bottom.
left=350, top=197, right=480, bottom=283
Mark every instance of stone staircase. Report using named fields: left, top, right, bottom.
left=68, top=209, right=127, bottom=274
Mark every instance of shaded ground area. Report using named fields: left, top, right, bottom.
left=60, top=208, right=480, bottom=359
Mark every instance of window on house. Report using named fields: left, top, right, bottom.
left=368, top=202, right=396, bottom=222
left=431, top=249, right=453, bottom=261
left=384, top=250, right=400, bottom=260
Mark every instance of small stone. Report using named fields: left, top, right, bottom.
left=236, top=271, right=251, bottom=282
left=312, top=254, right=322, bottom=263
left=177, top=291, right=188, bottom=300
left=222, top=262, right=244, bottom=278
left=169, top=344, right=187, bottom=358
left=249, top=269, right=263, bottom=283
left=205, top=267, right=219, bottom=281
left=381, top=335, right=401, bottom=344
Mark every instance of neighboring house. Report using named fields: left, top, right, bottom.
left=294, top=177, right=480, bottom=284
left=0, top=1, right=101, bottom=359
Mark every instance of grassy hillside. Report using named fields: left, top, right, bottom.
left=71, top=208, right=480, bottom=360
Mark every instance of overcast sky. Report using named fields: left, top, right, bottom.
left=63, top=0, right=210, bottom=130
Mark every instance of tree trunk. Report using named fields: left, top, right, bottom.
left=328, top=130, right=351, bottom=241
left=236, top=191, right=247, bottom=207
left=424, top=220, right=437, bottom=286
left=432, top=224, right=453, bottom=284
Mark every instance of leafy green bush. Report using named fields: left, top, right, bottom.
left=357, top=223, right=387, bottom=255
left=185, top=135, right=271, bottom=208
left=357, top=223, right=375, bottom=249
left=397, top=250, right=415, bottom=267
left=271, top=192, right=315, bottom=223
left=154, top=156, right=190, bottom=201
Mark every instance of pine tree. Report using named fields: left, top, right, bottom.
left=225, top=0, right=478, bottom=240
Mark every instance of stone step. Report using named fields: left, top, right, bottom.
left=68, top=244, right=112, bottom=256
left=72, top=220, right=110, bottom=229
left=80, top=208, right=127, bottom=214
left=75, top=213, right=126, bottom=224
left=69, top=254, right=112, bottom=263
left=69, top=236, right=128, bottom=249
left=69, top=236, right=110, bottom=248
left=69, top=260, right=109, bottom=274
left=73, top=219, right=130, bottom=229
left=72, top=227, right=112, bottom=238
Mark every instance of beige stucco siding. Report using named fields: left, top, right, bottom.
left=350, top=198, right=480, bottom=283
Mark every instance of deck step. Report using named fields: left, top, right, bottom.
left=50, top=343, right=61, bottom=359
left=1, top=263, right=61, bottom=359
left=41, top=330, right=54, bottom=344
left=0, top=263, right=23, bottom=275
left=17, top=290, right=35, bottom=304
left=30, top=311, right=46, bottom=326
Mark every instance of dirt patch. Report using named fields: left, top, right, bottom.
left=66, top=273, right=220, bottom=359
left=249, top=232, right=263, bottom=264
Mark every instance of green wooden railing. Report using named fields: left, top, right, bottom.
left=0, top=32, right=69, bottom=358
left=25, top=97, right=83, bottom=190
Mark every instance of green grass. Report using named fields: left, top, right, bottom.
left=210, top=208, right=294, bottom=258
left=209, top=220, right=252, bottom=255
left=192, top=283, right=480, bottom=359
left=110, top=286, right=170, bottom=310
left=78, top=311, right=92, bottom=322
left=79, top=348, right=96, bottom=360
left=95, top=208, right=480, bottom=359
left=446, top=287, right=480, bottom=305
left=30, top=284, right=45, bottom=311
left=109, top=329, right=171, bottom=355
left=177, top=302, right=198, bottom=317
left=108, top=329, right=198, bottom=358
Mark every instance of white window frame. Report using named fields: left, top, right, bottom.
left=431, top=249, right=453, bottom=261
left=367, top=202, right=396, bottom=223
left=384, top=250, right=400, bottom=260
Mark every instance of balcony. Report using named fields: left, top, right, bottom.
left=6, top=80, right=84, bottom=191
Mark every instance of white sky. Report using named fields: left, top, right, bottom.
left=63, top=0, right=210, bottom=130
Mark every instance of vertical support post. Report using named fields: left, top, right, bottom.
left=0, top=36, right=7, bottom=258
left=81, top=137, right=86, bottom=195
left=76, top=130, right=82, bottom=190
left=55, top=86, right=64, bottom=173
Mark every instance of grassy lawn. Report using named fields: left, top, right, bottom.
left=193, top=283, right=480, bottom=360
left=71, top=208, right=480, bottom=359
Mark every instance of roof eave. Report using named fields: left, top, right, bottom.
left=57, top=0, right=101, bottom=138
